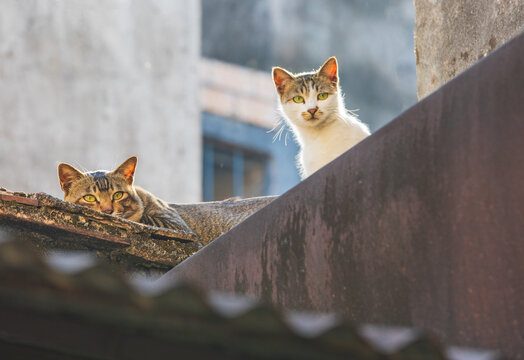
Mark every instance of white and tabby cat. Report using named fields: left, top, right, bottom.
left=272, top=56, right=370, bottom=178
left=58, top=156, right=186, bottom=230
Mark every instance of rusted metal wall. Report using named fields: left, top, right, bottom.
left=164, top=33, right=524, bottom=358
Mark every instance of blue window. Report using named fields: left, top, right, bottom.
left=202, top=112, right=300, bottom=201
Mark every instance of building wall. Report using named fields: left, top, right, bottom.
left=0, top=0, right=201, bottom=202
left=200, top=57, right=278, bottom=129
left=415, top=0, right=524, bottom=99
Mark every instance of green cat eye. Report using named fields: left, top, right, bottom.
left=83, top=194, right=96, bottom=202
left=293, top=96, right=304, bottom=103
left=113, top=191, right=124, bottom=200
left=317, top=93, right=329, bottom=100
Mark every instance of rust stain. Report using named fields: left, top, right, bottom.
left=0, top=194, right=40, bottom=206
left=0, top=210, right=130, bottom=246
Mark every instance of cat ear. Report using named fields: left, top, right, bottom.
left=58, top=163, right=83, bottom=193
left=113, top=156, right=137, bottom=184
left=272, top=67, right=294, bottom=96
left=318, top=56, right=338, bottom=84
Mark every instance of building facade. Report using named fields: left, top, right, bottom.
left=0, top=1, right=201, bottom=202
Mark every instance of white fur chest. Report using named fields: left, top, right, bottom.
left=294, top=116, right=369, bottom=178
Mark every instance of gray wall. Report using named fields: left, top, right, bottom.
left=202, top=0, right=417, bottom=131
left=0, top=0, right=201, bottom=202
left=415, top=0, right=524, bottom=99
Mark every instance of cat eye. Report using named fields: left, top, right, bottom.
left=113, top=191, right=124, bottom=200
left=83, top=194, right=96, bottom=202
left=293, top=96, right=304, bottom=103
left=318, top=93, right=329, bottom=100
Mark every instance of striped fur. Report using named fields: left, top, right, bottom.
left=134, top=187, right=187, bottom=229
left=57, top=157, right=182, bottom=230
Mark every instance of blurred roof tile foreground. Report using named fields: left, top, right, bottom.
left=0, top=236, right=501, bottom=360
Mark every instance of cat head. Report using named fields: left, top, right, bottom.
left=57, top=156, right=144, bottom=222
left=272, top=56, right=342, bottom=129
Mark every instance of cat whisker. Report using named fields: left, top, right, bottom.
left=276, top=125, right=286, bottom=142
left=267, top=120, right=280, bottom=135
left=267, top=120, right=280, bottom=134
left=268, top=121, right=292, bottom=146
left=269, top=120, right=286, bottom=143
left=347, top=108, right=359, bottom=118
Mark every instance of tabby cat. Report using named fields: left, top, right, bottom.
left=58, top=156, right=184, bottom=229
left=272, top=56, right=370, bottom=178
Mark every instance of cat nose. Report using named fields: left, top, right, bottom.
left=102, top=209, right=113, bottom=214
left=307, top=107, right=318, bottom=115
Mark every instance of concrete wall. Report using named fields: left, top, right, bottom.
left=415, top=0, right=524, bottom=99
left=0, top=0, right=201, bottom=202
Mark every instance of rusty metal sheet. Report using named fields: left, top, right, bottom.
left=164, top=33, right=524, bottom=358
left=0, top=192, right=40, bottom=206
